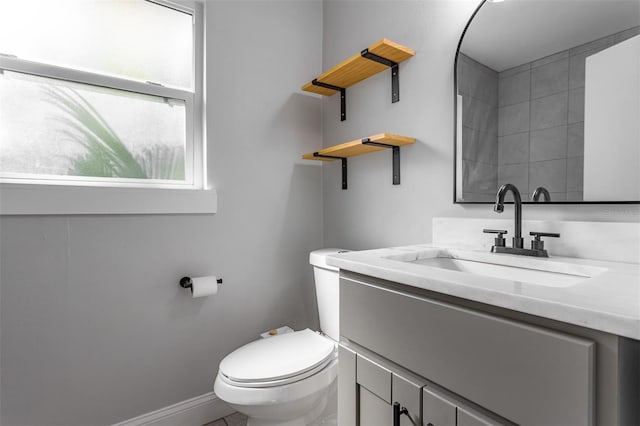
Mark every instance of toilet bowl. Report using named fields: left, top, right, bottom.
left=213, top=249, right=345, bottom=426
left=214, top=329, right=337, bottom=426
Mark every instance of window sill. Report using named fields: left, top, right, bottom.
left=0, top=184, right=217, bottom=215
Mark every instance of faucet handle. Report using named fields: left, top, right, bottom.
left=529, top=231, right=560, bottom=251
left=483, top=229, right=507, bottom=247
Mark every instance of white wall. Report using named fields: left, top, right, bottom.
left=584, top=35, right=640, bottom=201
left=0, top=1, right=324, bottom=424
left=321, top=0, right=640, bottom=251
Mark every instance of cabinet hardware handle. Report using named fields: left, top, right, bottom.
left=393, top=402, right=409, bottom=426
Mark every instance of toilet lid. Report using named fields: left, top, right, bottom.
left=219, top=329, right=336, bottom=385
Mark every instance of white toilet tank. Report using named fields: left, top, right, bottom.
left=309, top=249, right=346, bottom=341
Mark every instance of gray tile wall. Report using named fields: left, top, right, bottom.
left=497, top=26, right=639, bottom=202
left=458, top=53, right=499, bottom=201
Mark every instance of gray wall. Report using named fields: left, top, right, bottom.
left=321, top=0, right=640, bottom=251
left=1, top=2, right=640, bottom=425
left=0, top=1, right=323, bottom=425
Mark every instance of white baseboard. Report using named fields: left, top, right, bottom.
left=113, top=392, right=235, bottom=426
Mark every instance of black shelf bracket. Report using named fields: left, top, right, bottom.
left=313, top=152, right=348, bottom=189
left=361, top=49, right=400, bottom=103
left=311, top=79, right=346, bottom=121
left=361, top=138, right=401, bottom=185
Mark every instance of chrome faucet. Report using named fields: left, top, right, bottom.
left=494, top=183, right=523, bottom=249
left=532, top=186, right=551, bottom=202
left=483, top=183, right=560, bottom=257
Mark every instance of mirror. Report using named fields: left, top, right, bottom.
left=455, top=0, right=640, bottom=203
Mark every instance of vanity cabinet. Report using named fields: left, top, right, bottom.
left=339, top=271, right=640, bottom=425
left=338, top=344, right=425, bottom=425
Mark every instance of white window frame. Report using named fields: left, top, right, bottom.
left=0, top=0, right=216, bottom=215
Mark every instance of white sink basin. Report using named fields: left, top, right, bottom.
left=385, top=248, right=606, bottom=288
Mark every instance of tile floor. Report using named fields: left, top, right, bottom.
left=203, top=411, right=248, bottom=426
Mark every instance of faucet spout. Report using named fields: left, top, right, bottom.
left=494, top=183, right=523, bottom=249
left=532, top=186, right=551, bottom=202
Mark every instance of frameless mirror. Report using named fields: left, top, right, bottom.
left=454, top=0, right=640, bottom=203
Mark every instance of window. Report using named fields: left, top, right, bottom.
left=0, top=0, right=213, bottom=214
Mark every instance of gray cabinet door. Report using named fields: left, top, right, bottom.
left=359, top=386, right=392, bottom=426
left=423, top=386, right=513, bottom=426
left=357, top=354, right=392, bottom=403
left=344, top=342, right=515, bottom=426
left=338, top=345, right=357, bottom=426
left=423, top=387, right=456, bottom=426
left=356, top=354, right=393, bottom=426
left=352, top=350, right=425, bottom=426
left=394, top=373, right=424, bottom=426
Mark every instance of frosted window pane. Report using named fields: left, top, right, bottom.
left=0, top=71, right=187, bottom=181
left=0, top=0, right=193, bottom=89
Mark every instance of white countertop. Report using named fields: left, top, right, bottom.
left=327, top=244, right=640, bottom=340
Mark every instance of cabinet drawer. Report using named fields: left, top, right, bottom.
left=341, top=275, right=595, bottom=425
left=356, top=354, right=392, bottom=403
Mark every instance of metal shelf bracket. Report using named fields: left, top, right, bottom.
left=361, top=48, right=400, bottom=103
left=313, top=152, right=348, bottom=189
left=361, top=138, right=401, bottom=185
left=311, top=79, right=346, bottom=121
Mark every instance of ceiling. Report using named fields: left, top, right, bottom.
left=461, top=0, right=640, bottom=71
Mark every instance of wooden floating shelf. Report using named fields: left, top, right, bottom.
left=303, top=133, right=416, bottom=190
left=303, top=133, right=415, bottom=160
left=301, top=39, right=415, bottom=95
left=301, top=39, right=415, bottom=121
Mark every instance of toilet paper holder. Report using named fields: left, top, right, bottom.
left=179, top=276, right=223, bottom=290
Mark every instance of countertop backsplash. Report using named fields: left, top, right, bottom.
left=433, top=217, right=640, bottom=264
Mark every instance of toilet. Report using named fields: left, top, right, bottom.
left=213, top=249, right=345, bottom=426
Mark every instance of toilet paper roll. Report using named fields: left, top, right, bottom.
left=190, top=276, right=219, bottom=298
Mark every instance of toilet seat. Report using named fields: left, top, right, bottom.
left=218, top=329, right=336, bottom=388
left=214, top=353, right=338, bottom=411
